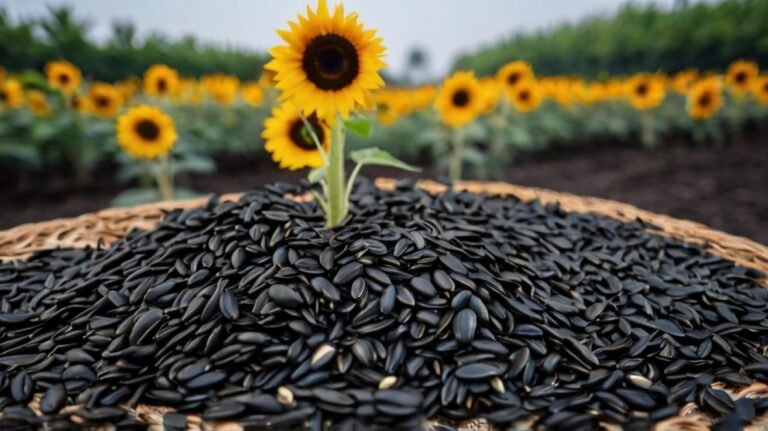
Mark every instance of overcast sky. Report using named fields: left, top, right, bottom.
left=0, top=0, right=685, bottom=79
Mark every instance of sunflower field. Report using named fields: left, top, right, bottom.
left=1, top=1, right=767, bottom=209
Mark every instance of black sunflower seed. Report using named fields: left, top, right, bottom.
left=0, top=179, right=766, bottom=429
left=269, top=284, right=304, bottom=307
left=453, top=308, right=477, bottom=344
left=40, top=384, right=67, bottom=414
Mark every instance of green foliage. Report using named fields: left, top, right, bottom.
left=454, top=0, right=768, bottom=78
left=0, top=6, right=267, bottom=81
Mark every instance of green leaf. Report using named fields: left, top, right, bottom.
left=172, top=154, right=217, bottom=175
left=308, top=166, right=327, bottom=183
left=172, top=187, right=204, bottom=200
left=116, top=162, right=146, bottom=183
left=344, top=116, right=373, bottom=138
left=350, top=147, right=420, bottom=172
left=0, top=144, right=40, bottom=167
left=111, top=188, right=160, bottom=207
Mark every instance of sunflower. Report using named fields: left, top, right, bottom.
left=435, top=71, right=483, bottom=128
left=373, top=90, right=406, bottom=125
left=262, top=102, right=330, bottom=170
left=626, top=74, right=665, bottom=110
left=115, top=77, right=141, bottom=103
left=687, top=77, right=723, bottom=120
left=201, top=73, right=240, bottom=105
left=26, top=90, right=50, bottom=116
left=88, top=82, right=123, bottom=118
left=45, top=60, right=82, bottom=94
left=117, top=105, right=177, bottom=160
left=510, top=79, right=542, bottom=112
left=478, top=78, right=502, bottom=114
left=258, top=68, right=278, bottom=89
left=266, top=0, right=387, bottom=120
left=241, top=81, right=265, bottom=106
left=753, top=75, right=768, bottom=105
left=671, top=69, right=699, bottom=94
left=552, top=79, right=576, bottom=107
left=68, top=93, right=88, bottom=113
left=143, top=64, right=180, bottom=98
left=496, top=60, right=534, bottom=97
left=725, top=60, right=758, bottom=96
left=412, top=85, right=437, bottom=111
left=0, top=79, right=24, bottom=109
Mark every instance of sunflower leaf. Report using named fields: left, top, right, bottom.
left=349, top=147, right=420, bottom=172
left=111, top=188, right=160, bottom=207
left=308, top=166, right=327, bottom=183
left=344, top=116, right=373, bottom=138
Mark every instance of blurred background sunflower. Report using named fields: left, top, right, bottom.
left=626, top=73, right=666, bottom=110
left=116, top=105, right=177, bottom=160
left=88, top=82, right=123, bottom=118
left=687, top=77, right=723, bottom=120
left=44, top=60, right=82, bottom=95
left=143, top=64, right=180, bottom=98
left=435, top=71, right=483, bottom=127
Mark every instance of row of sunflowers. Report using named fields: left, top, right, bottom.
left=1, top=55, right=767, bottom=205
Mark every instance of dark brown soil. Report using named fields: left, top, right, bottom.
left=1, top=135, right=766, bottom=245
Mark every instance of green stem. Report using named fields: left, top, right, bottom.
left=326, top=119, right=346, bottom=227
left=640, top=110, right=656, bottom=148
left=155, top=154, right=174, bottom=201
left=449, top=127, right=464, bottom=181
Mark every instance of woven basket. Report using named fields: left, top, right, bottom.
left=1, top=179, right=767, bottom=431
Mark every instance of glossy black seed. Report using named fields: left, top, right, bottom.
left=40, top=384, right=67, bottom=414
left=333, top=262, right=364, bottom=285
left=219, top=291, right=240, bottom=320
left=269, top=284, right=304, bottom=307
left=409, top=275, right=437, bottom=297
left=455, top=362, right=504, bottom=380
left=453, top=309, right=477, bottom=344
left=0, top=180, right=766, bottom=429
left=10, top=371, right=33, bottom=403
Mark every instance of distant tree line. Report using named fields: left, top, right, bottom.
left=453, top=0, right=768, bottom=78
left=0, top=7, right=268, bottom=81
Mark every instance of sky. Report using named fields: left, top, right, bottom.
left=0, top=0, right=683, bottom=79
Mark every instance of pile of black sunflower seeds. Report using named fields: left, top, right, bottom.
left=1, top=178, right=767, bottom=430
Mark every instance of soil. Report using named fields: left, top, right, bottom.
left=1, top=131, right=767, bottom=245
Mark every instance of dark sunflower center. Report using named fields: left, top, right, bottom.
left=735, top=72, right=746, bottom=83
left=518, top=90, right=531, bottom=101
left=157, top=79, right=168, bottom=93
left=289, top=115, right=325, bottom=151
left=763, top=82, right=768, bottom=92
left=378, top=102, right=390, bottom=113
left=636, top=83, right=649, bottom=96
left=507, top=72, right=520, bottom=86
left=58, top=73, right=70, bottom=85
left=95, top=96, right=110, bottom=108
left=698, top=92, right=712, bottom=108
left=452, top=89, right=470, bottom=107
left=0, top=90, right=7, bottom=102
left=135, top=120, right=160, bottom=141
left=70, top=97, right=81, bottom=109
left=302, top=34, right=360, bottom=91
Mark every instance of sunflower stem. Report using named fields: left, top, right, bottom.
left=640, top=110, right=656, bottom=148
left=449, top=127, right=464, bottom=181
left=325, top=118, right=346, bottom=227
left=155, top=154, right=174, bottom=201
